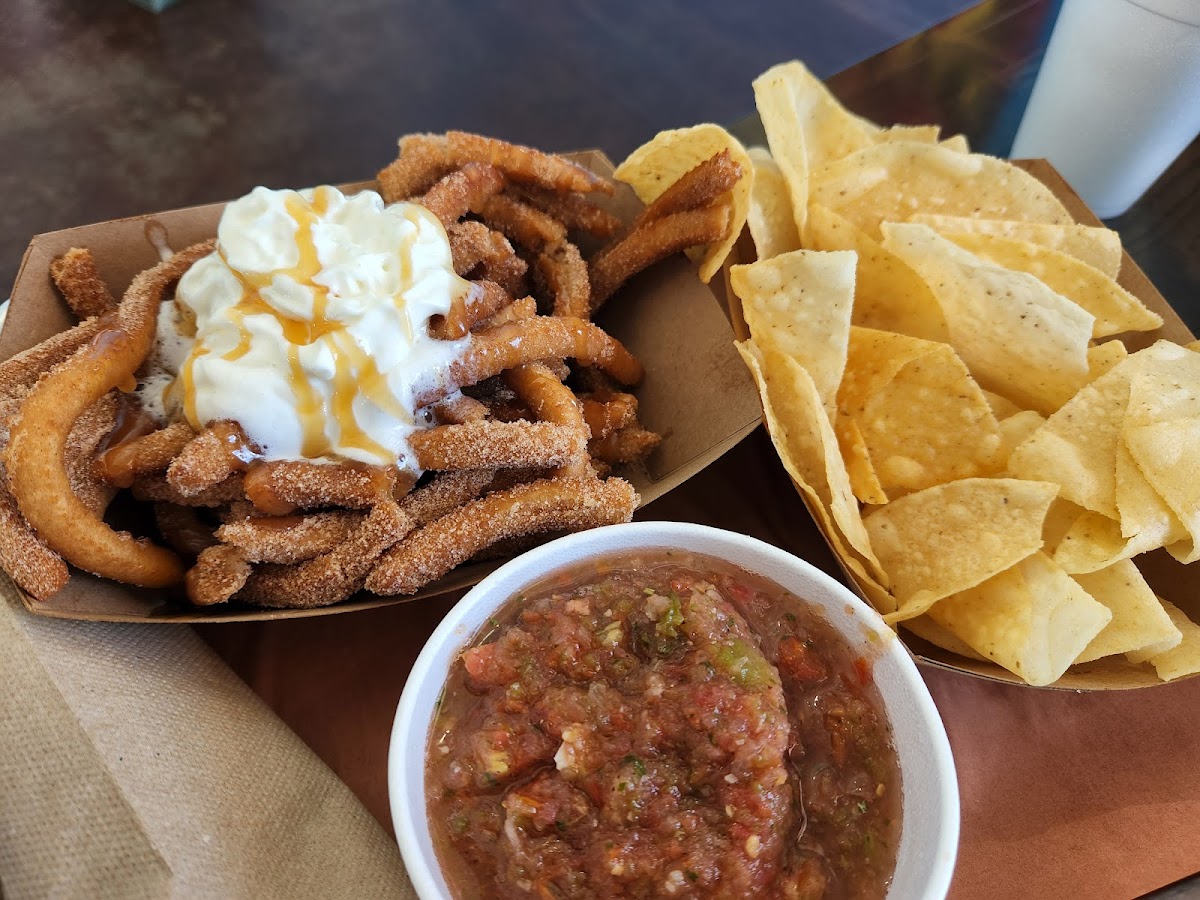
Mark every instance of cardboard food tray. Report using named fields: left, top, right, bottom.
left=0, top=151, right=763, bottom=623
left=723, top=158, right=1199, bottom=690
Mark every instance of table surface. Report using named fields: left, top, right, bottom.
left=6, top=0, right=1200, bottom=897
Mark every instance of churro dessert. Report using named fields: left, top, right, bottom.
left=0, top=132, right=745, bottom=609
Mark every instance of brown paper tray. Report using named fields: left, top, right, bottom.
left=1, top=151, right=763, bottom=623
left=723, top=158, right=1199, bottom=690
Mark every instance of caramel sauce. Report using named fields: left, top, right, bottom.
left=173, top=188, right=458, bottom=466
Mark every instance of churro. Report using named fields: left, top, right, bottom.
left=419, top=162, right=506, bottom=228
left=216, top=509, right=364, bottom=564
left=49, top=247, right=116, bottom=321
left=366, top=475, right=636, bottom=595
left=411, top=420, right=586, bottom=471
left=445, top=131, right=613, bottom=195
left=534, top=240, right=591, bottom=319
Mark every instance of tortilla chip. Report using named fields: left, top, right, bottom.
left=735, top=341, right=887, bottom=589
left=810, top=143, right=1073, bottom=241
left=881, top=222, right=1092, bottom=414
left=842, top=336, right=1003, bottom=497
left=752, top=60, right=878, bottom=171
left=1072, top=561, right=1181, bottom=664
left=876, top=124, right=941, bottom=144
left=902, top=615, right=988, bottom=661
left=1115, top=439, right=1187, bottom=545
left=745, top=146, right=801, bottom=260
left=933, top=232, right=1160, bottom=337
left=614, top=124, right=752, bottom=283
left=753, top=67, right=811, bottom=238
left=1137, top=599, right=1200, bottom=681
left=1087, top=340, right=1127, bottom=383
left=908, top=214, right=1122, bottom=279
left=928, top=552, right=1111, bottom=686
left=939, top=134, right=970, bottom=153
left=731, top=249, right=856, bottom=418
left=806, top=204, right=948, bottom=342
left=1053, top=509, right=1163, bottom=575
left=836, top=416, right=889, bottom=505
left=982, top=390, right=1022, bottom=420
left=998, top=410, right=1045, bottom=468
left=1122, top=365, right=1200, bottom=552
left=1126, top=598, right=1187, bottom=664
left=864, top=477, right=1059, bottom=622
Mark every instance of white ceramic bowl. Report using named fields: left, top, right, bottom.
left=389, top=522, right=959, bottom=898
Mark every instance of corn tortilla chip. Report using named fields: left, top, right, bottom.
left=745, top=146, right=801, bottom=260
left=753, top=68, right=811, bottom=238
left=1072, top=561, right=1181, bottom=664
left=928, top=552, right=1110, bottom=686
left=850, top=343, right=1004, bottom=497
left=909, top=214, right=1122, bottom=279
left=902, top=616, right=988, bottom=661
left=876, top=124, right=941, bottom=144
left=939, top=134, right=970, bottom=153
left=934, top=232, right=1160, bottom=337
left=835, top=416, right=889, bottom=506
left=982, top=390, right=1022, bottom=420
left=731, top=249, right=856, bottom=418
left=805, top=204, right=948, bottom=342
left=1126, top=598, right=1187, bottom=664
left=735, top=341, right=888, bottom=590
left=864, top=477, right=1059, bottom=623
left=882, top=222, right=1093, bottom=413
left=1137, top=600, right=1200, bottom=682
left=753, top=60, right=878, bottom=170
left=998, top=410, right=1044, bottom=468
left=614, top=124, right=752, bottom=283
left=810, top=142, right=1073, bottom=241
left=1052, top=508, right=1165, bottom=575
left=1087, top=340, right=1127, bottom=383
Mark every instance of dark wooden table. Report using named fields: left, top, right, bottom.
left=5, top=0, right=1200, bottom=898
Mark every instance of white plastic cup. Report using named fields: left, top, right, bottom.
left=1010, top=0, right=1200, bottom=219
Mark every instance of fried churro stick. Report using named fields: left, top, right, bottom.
left=589, top=425, right=662, bottom=465
left=376, top=133, right=454, bottom=202
left=401, top=468, right=496, bottom=526
left=504, top=362, right=590, bottom=476
left=429, top=280, right=511, bottom=341
left=0, top=485, right=69, bottom=599
left=534, top=240, right=591, bottom=319
left=477, top=295, right=536, bottom=330
left=429, top=393, right=489, bottom=425
left=513, top=186, right=622, bottom=238
left=589, top=205, right=730, bottom=308
left=154, top=503, right=217, bottom=556
left=474, top=194, right=567, bottom=251
left=0, top=316, right=105, bottom=401
left=132, top=473, right=245, bottom=508
left=186, top=544, right=251, bottom=606
left=243, top=460, right=393, bottom=515
left=446, top=131, right=613, bottom=195
left=166, top=420, right=259, bottom=497
left=5, top=242, right=212, bottom=589
left=239, top=500, right=412, bottom=608
left=418, top=162, right=506, bottom=228
left=66, top=393, right=119, bottom=516
left=366, top=475, right=637, bottom=595
left=411, top=420, right=585, bottom=471
left=96, top=420, right=196, bottom=488
left=50, top=248, right=116, bottom=321
left=216, top=509, right=364, bottom=564
left=416, top=316, right=643, bottom=407
left=580, top=391, right=638, bottom=440
left=447, top=221, right=528, bottom=297
left=630, top=150, right=743, bottom=229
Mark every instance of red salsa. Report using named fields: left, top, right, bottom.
left=427, top=551, right=901, bottom=898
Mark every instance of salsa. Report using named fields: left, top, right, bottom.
left=427, top=552, right=901, bottom=899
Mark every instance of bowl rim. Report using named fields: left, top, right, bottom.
left=389, top=521, right=959, bottom=899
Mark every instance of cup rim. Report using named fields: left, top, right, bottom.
left=389, top=521, right=959, bottom=899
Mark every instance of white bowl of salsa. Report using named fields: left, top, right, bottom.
left=390, top=521, right=958, bottom=899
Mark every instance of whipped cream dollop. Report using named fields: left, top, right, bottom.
left=150, top=185, right=471, bottom=468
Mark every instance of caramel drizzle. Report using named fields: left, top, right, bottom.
left=177, top=186, right=436, bottom=462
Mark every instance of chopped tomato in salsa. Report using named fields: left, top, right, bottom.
left=427, top=552, right=900, bottom=899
